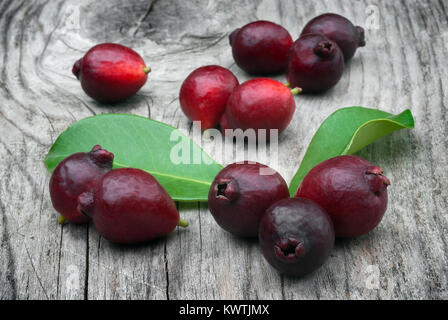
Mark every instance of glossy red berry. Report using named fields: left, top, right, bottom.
left=79, top=168, right=187, bottom=244
left=179, top=65, right=239, bottom=130
left=287, top=34, right=344, bottom=93
left=208, top=162, right=289, bottom=237
left=49, top=145, right=114, bottom=224
left=300, top=13, right=365, bottom=60
left=259, top=198, right=335, bottom=277
left=224, top=78, right=298, bottom=139
left=295, top=155, right=390, bottom=238
left=73, top=43, right=150, bottom=103
left=219, top=113, right=230, bottom=133
left=229, top=21, right=293, bottom=75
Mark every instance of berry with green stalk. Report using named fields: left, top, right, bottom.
left=223, top=78, right=301, bottom=139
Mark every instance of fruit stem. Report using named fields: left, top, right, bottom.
left=290, top=87, right=302, bottom=96
left=58, top=215, right=66, bottom=225
left=178, top=218, right=189, bottom=228
left=143, top=66, right=151, bottom=74
left=356, top=26, right=366, bottom=47
left=284, top=82, right=290, bottom=88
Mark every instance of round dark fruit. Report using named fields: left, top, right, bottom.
left=259, top=198, right=335, bottom=277
left=300, top=13, right=365, bottom=60
left=287, top=34, right=344, bottom=93
left=208, top=162, right=289, bottom=237
left=295, top=155, right=390, bottom=238
left=79, top=168, right=188, bottom=244
left=49, top=145, right=114, bottom=224
left=73, top=43, right=150, bottom=103
left=224, top=78, right=299, bottom=139
left=179, top=65, right=239, bottom=130
left=229, top=21, right=293, bottom=75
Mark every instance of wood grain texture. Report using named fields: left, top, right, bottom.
left=0, top=0, right=447, bottom=300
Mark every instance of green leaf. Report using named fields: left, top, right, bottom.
left=45, top=114, right=223, bottom=202
left=288, top=107, right=415, bottom=196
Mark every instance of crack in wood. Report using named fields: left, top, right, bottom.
left=0, top=198, right=18, bottom=299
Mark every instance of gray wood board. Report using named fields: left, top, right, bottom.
left=0, top=0, right=447, bottom=299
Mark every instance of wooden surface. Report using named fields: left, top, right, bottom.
left=0, top=0, right=447, bottom=300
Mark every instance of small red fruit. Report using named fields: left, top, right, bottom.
left=49, top=145, right=114, bottom=224
left=208, top=162, right=289, bottom=237
left=259, top=198, right=335, bottom=277
left=225, top=78, right=299, bottom=138
left=72, top=43, right=150, bottom=103
left=79, top=168, right=187, bottom=244
left=229, top=21, right=293, bottom=75
left=295, top=155, right=390, bottom=238
left=179, top=65, right=239, bottom=130
left=300, top=13, right=365, bottom=60
left=287, top=34, right=344, bottom=93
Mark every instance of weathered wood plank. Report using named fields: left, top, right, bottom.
left=0, top=0, right=447, bottom=300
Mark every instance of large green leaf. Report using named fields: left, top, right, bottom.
left=45, top=114, right=222, bottom=202
left=289, top=107, right=415, bottom=196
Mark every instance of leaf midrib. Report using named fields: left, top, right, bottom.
left=113, top=161, right=213, bottom=186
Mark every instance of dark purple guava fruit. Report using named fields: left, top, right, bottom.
left=208, top=162, right=290, bottom=237
left=229, top=21, right=293, bottom=75
left=300, top=13, right=365, bottom=60
left=259, top=197, right=335, bottom=277
left=78, top=168, right=188, bottom=244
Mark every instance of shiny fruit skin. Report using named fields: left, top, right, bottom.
left=259, top=198, right=335, bottom=277
left=72, top=43, right=149, bottom=103
left=86, top=168, right=180, bottom=244
left=208, top=162, right=289, bottom=237
left=225, top=78, right=296, bottom=138
left=295, top=155, right=390, bottom=238
left=49, top=145, right=114, bottom=224
left=287, top=34, right=344, bottom=93
left=300, top=13, right=365, bottom=60
left=219, top=112, right=230, bottom=133
left=179, top=65, right=239, bottom=130
left=229, top=21, right=293, bottom=75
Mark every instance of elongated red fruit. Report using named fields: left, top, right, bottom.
left=79, top=168, right=188, bottom=243
left=179, top=65, right=238, bottom=129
